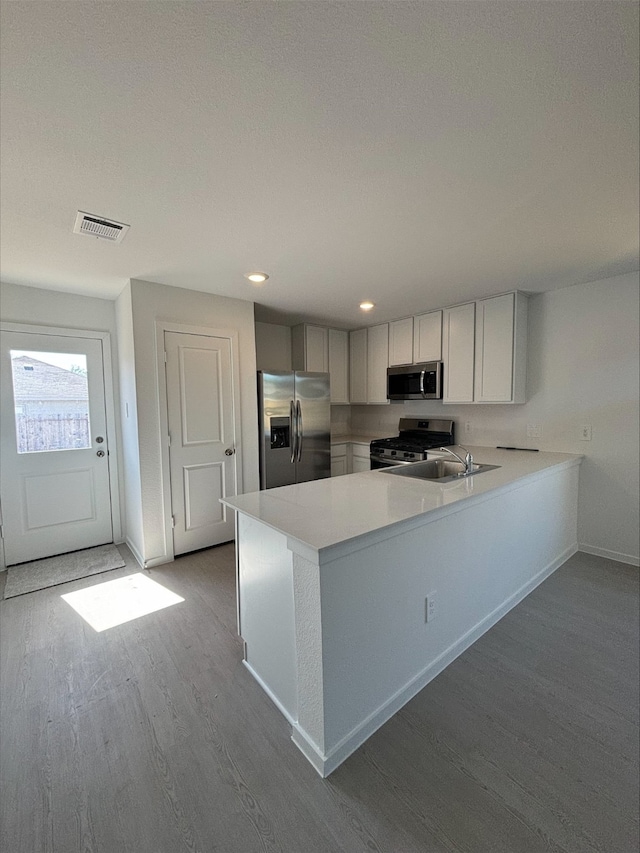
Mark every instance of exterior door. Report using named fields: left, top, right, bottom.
left=0, top=330, right=113, bottom=565
left=164, top=331, right=237, bottom=555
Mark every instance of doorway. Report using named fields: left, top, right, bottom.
left=0, top=326, right=119, bottom=566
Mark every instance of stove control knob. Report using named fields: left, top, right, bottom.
left=391, top=450, right=396, bottom=455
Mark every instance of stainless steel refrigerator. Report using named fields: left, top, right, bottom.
left=258, top=371, right=331, bottom=489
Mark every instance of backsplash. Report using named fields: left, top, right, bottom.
left=330, top=404, right=351, bottom=437
left=351, top=401, right=534, bottom=449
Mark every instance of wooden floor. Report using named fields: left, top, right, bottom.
left=1, top=545, right=638, bottom=853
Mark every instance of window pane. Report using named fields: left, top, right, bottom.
left=10, top=351, right=91, bottom=453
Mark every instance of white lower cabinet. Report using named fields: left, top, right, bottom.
left=350, top=443, right=371, bottom=473
left=331, top=441, right=371, bottom=475
left=331, top=443, right=348, bottom=477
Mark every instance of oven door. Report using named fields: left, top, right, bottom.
left=370, top=454, right=418, bottom=470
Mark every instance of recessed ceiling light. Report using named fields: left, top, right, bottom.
left=244, top=272, right=269, bottom=283
left=359, top=301, right=375, bottom=311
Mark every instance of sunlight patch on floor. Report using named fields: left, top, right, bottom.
left=61, top=573, right=184, bottom=631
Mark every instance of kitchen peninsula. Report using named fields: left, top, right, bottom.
left=222, top=448, right=582, bottom=776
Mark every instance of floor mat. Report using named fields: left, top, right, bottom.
left=3, top=544, right=126, bottom=599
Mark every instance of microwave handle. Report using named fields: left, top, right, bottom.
left=419, top=370, right=426, bottom=399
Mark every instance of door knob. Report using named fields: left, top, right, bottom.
left=225, top=448, right=235, bottom=456
left=96, top=450, right=105, bottom=457
left=95, top=436, right=104, bottom=443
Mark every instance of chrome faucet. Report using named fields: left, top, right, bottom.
left=438, top=445, right=474, bottom=475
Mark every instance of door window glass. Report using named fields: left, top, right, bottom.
left=10, top=351, right=91, bottom=453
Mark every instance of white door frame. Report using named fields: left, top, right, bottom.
left=0, top=321, right=122, bottom=570
left=155, top=320, right=244, bottom=562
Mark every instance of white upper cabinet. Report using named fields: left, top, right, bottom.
left=367, top=324, right=390, bottom=404
left=413, top=310, right=442, bottom=363
left=443, top=293, right=528, bottom=404
left=474, top=292, right=528, bottom=403
left=292, top=324, right=329, bottom=373
left=442, top=302, right=476, bottom=403
left=293, top=324, right=351, bottom=404
left=388, top=318, right=414, bottom=366
left=389, top=311, right=442, bottom=366
left=349, top=328, right=368, bottom=403
left=349, top=324, right=389, bottom=404
left=328, top=328, right=349, bottom=404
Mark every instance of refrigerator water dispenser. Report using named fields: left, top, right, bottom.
left=270, top=417, right=290, bottom=449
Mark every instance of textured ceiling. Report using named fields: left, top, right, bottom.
left=1, top=1, right=638, bottom=328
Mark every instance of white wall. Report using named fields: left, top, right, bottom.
left=255, top=321, right=292, bottom=370
left=121, top=279, right=259, bottom=566
left=0, top=280, right=125, bottom=539
left=350, top=272, right=640, bottom=565
left=114, top=283, right=145, bottom=564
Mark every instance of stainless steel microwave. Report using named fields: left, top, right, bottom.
left=387, top=361, right=443, bottom=400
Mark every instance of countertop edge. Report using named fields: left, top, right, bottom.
left=223, top=454, right=583, bottom=563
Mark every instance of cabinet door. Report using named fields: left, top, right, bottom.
left=413, top=310, right=442, bottom=363
left=367, top=324, right=389, bottom=404
left=305, top=325, right=329, bottom=372
left=474, top=293, right=515, bottom=403
left=328, top=329, right=349, bottom=403
left=349, top=329, right=368, bottom=403
left=331, top=456, right=348, bottom=476
left=350, top=443, right=371, bottom=473
left=388, top=318, right=414, bottom=366
left=443, top=303, right=475, bottom=403
left=351, top=456, right=371, bottom=473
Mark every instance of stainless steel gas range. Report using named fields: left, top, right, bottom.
left=369, top=418, right=456, bottom=469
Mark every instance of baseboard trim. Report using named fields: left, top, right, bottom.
left=144, top=554, right=173, bottom=569
left=125, top=538, right=145, bottom=569
left=243, top=660, right=297, bottom=727
left=291, top=726, right=327, bottom=776
left=298, top=543, right=577, bottom=777
left=578, top=544, right=639, bottom=567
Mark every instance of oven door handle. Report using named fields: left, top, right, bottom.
left=419, top=370, right=426, bottom=399
left=370, top=454, right=418, bottom=467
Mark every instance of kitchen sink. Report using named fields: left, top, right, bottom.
left=381, top=459, right=500, bottom=483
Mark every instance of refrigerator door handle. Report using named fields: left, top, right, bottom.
left=290, top=400, right=297, bottom=464
left=296, top=400, right=303, bottom=462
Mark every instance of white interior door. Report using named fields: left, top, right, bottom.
left=165, top=331, right=237, bottom=555
left=0, top=330, right=113, bottom=565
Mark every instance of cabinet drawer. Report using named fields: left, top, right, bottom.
left=351, top=443, right=370, bottom=458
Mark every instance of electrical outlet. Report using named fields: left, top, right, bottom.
left=425, top=593, right=437, bottom=623
left=580, top=424, right=592, bottom=441
left=527, top=423, right=543, bottom=439
left=464, top=422, right=472, bottom=435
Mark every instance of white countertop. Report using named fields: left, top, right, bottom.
left=330, top=434, right=381, bottom=444
left=223, top=447, right=582, bottom=557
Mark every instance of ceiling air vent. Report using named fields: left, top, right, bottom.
left=73, top=211, right=129, bottom=243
